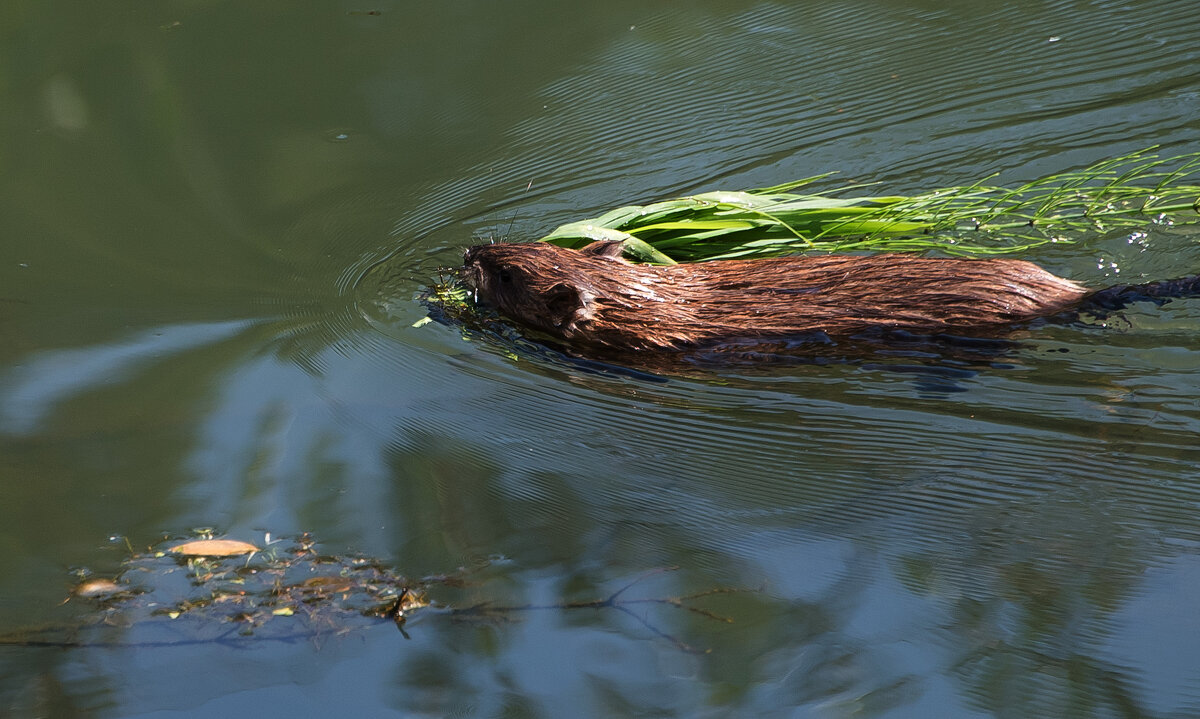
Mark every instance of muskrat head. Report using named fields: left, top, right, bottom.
left=462, top=242, right=602, bottom=338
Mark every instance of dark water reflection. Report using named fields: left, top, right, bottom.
left=2, top=0, right=1200, bottom=716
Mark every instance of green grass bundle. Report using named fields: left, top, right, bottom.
left=538, top=148, right=1200, bottom=264
left=420, top=149, right=1200, bottom=323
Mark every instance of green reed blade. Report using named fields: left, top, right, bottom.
left=537, top=148, right=1200, bottom=263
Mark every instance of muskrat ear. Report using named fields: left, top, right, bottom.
left=579, top=240, right=627, bottom=260
left=544, top=283, right=590, bottom=330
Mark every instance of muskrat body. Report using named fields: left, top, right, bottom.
left=462, top=240, right=1196, bottom=354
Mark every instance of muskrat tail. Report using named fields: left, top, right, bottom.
left=1082, top=274, right=1200, bottom=313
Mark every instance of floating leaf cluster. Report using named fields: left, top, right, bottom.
left=0, top=533, right=746, bottom=653
left=68, top=532, right=433, bottom=634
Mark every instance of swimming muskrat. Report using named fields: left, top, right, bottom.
left=462, top=240, right=1200, bottom=354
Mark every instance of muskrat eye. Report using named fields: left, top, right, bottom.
left=498, top=269, right=514, bottom=284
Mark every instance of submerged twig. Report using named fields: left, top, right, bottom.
left=445, top=566, right=755, bottom=654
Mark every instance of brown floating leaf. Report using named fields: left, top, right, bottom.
left=73, top=578, right=124, bottom=598
left=170, top=539, right=259, bottom=557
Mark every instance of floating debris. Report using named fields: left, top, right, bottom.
left=3, top=533, right=749, bottom=652
left=70, top=578, right=126, bottom=600
left=67, top=533, right=432, bottom=634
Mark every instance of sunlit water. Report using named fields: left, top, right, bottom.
left=2, top=0, right=1199, bottom=716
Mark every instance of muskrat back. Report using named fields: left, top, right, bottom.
left=462, top=241, right=1092, bottom=353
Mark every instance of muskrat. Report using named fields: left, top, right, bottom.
left=462, top=240, right=1200, bottom=354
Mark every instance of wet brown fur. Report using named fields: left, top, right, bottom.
left=462, top=241, right=1091, bottom=353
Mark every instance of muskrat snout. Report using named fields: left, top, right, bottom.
left=460, top=247, right=493, bottom=290
left=461, top=244, right=523, bottom=311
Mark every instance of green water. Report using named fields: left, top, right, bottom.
left=2, top=0, right=1199, bottom=716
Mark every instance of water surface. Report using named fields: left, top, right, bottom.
left=2, top=0, right=1199, bottom=716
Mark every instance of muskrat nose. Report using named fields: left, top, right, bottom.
left=458, top=263, right=477, bottom=288
left=460, top=248, right=479, bottom=280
